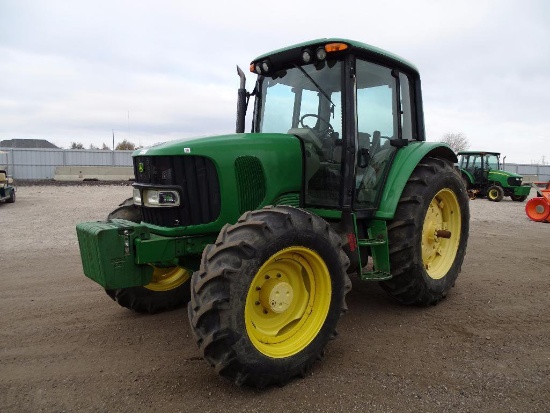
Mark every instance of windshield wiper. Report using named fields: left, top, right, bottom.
left=294, top=64, right=335, bottom=111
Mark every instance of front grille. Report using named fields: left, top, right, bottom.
left=507, top=177, right=522, bottom=186
left=134, top=155, right=221, bottom=227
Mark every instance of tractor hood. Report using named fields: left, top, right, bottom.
left=133, top=132, right=300, bottom=160
left=489, top=170, right=522, bottom=179
left=131, top=133, right=303, bottom=235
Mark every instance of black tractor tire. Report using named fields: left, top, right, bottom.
left=107, top=197, right=141, bottom=222
left=106, top=282, right=191, bottom=314
left=510, top=194, right=528, bottom=202
left=188, top=205, right=351, bottom=388
left=380, top=157, right=469, bottom=305
left=105, top=198, right=191, bottom=314
left=487, top=185, right=504, bottom=202
left=6, top=189, right=15, bottom=203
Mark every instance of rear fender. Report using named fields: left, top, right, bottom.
left=375, top=143, right=457, bottom=220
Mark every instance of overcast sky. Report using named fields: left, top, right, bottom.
left=1, top=0, right=549, bottom=163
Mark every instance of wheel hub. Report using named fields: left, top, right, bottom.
left=245, top=246, right=332, bottom=358
left=421, top=189, right=461, bottom=279
left=259, top=278, right=294, bottom=313
left=144, top=266, right=190, bottom=291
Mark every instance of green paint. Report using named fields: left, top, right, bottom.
left=375, top=142, right=456, bottom=220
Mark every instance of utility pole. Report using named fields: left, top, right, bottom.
left=112, top=129, right=115, bottom=166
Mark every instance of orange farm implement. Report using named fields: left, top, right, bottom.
left=525, top=182, right=550, bottom=222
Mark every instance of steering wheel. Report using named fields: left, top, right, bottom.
left=299, top=114, right=334, bottom=136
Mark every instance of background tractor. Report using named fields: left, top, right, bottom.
left=76, top=38, right=470, bottom=388
left=457, top=150, right=530, bottom=202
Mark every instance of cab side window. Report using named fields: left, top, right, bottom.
left=355, top=60, right=413, bottom=208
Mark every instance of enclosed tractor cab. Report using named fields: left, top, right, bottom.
left=458, top=151, right=530, bottom=202
left=76, top=38, right=470, bottom=387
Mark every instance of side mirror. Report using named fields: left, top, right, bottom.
left=390, top=138, right=408, bottom=148
left=358, top=148, right=370, bottom=168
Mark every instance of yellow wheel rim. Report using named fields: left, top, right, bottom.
left=144, top=266, right=190, bottom=292
left=421, top=188, right=462, bottom=280
left=488, top=189, right=498, bottom=200
left=245, top=247, right=332, bottom=358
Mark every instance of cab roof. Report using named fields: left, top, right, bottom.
left=251, top=38, right=419, bottom=75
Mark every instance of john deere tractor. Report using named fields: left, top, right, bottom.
left=76, top=38, right=469, bottom=387
left=457, top=151, right=530, bottom=202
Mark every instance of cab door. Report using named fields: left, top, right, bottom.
left=354, top=60, right=414, bottom=211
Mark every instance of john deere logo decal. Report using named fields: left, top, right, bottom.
left=138, top=163, right=144, bottom=173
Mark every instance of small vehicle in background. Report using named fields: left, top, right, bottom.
left=0, top=151, right=16, bottom=204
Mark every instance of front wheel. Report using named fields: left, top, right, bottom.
left=511, top=194, right=528, bottom=202
left=188, top=206, right=350, bottom=388
left=487, top=185, right=504, bottom=202
left=6, top=189, right=15, bottom=203
left=105, top=198, right=191, bottom=314
left=106, top=266, right=191, bottom=314
left=380, top=157, right=469, bottom=305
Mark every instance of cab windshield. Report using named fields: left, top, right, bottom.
left=485, top=154, right=500, bottom=170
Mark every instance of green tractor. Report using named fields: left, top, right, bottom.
left=457, top=151, right=531, bottom=202
left=76, top=38, right=469, bottom=387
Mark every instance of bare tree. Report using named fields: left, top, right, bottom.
left=70, top=142, right=84, bottom=149
left=101, top=143, right=111, bottom=150
left=115, top=139, right=136, bottom=151
left=440, top=132, right=470, bottom=153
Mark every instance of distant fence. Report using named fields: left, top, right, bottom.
left=0, top=147, right=133, bottom=179
left=1, top=147, right=549, bottom=182
left=503, top=163, right=550, bottom=183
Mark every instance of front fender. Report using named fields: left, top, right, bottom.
left=375, top=142, right=457, bottom=220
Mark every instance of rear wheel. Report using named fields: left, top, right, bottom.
left=105, top=198, right=191, bottom=314
left=380, top=157, right=469, bottom=305
left=487, top=185, right=504, bottom=202
left=188, top=206, right=351, bottom=388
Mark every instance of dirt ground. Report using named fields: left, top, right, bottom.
left=1, top=184, right=548, bottom=413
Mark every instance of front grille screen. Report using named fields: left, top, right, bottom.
left=134, top=155, right=221, bottom=227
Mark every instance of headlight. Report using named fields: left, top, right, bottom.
left=133, top=187, right=141, bottom=204
left=143, top=189, right=180, bottom=207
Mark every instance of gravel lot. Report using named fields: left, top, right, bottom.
left=1, top=184, right=549, bottom=412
